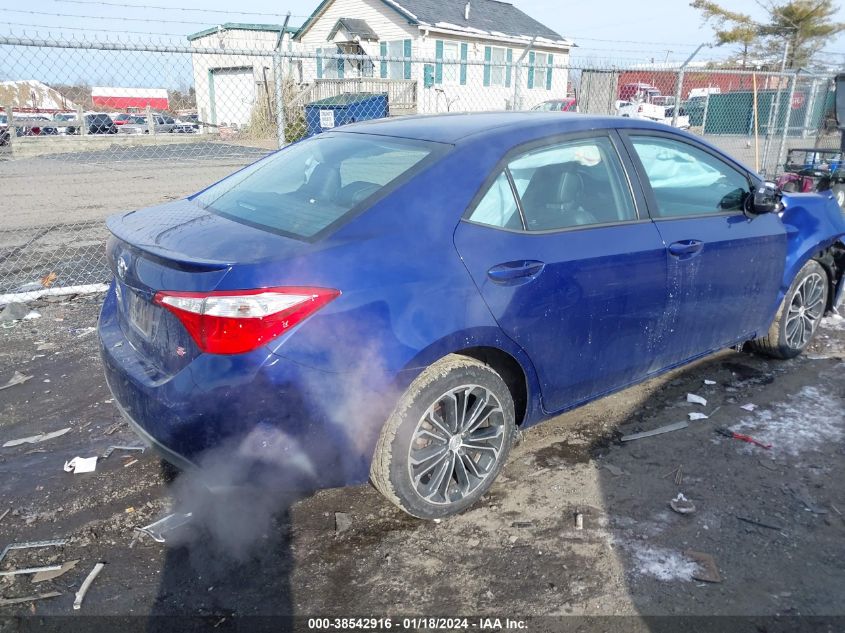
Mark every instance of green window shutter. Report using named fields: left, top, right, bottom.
left=505, top=48, right=513, bottom=87
left=483, top=46, right=491, bottom=86
left=403, top=39, right=412, bottom=79
left=316, top=48, right=323, bottom=79
left=435, top=40, right=444, bottom=84
left=527, top=50, right=535, bottom=89
left=380, top=41, right=387, bottom=78
left=337, top=46, right=345, bottom=78
left=546, top=53, right=553, bottom=90
left=459, top=42, right=468, bottom=85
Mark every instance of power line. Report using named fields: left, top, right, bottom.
left=50, top=0, right=309, bottom=20
left=0, top=7, right=239, bottom=26
left=2, top=21, right=186, bottom=37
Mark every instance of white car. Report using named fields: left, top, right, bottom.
left=616, top=99, right=690, bottom=129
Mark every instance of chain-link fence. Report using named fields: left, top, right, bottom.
left=0, top=33, right=840, bottom=300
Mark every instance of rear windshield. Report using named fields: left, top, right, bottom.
left=193, top=133, right=439, bottom=239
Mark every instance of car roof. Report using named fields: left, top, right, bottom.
left=337, top=111, right=678, bottom=145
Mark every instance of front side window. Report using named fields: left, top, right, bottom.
left=468, top=136, right=637, bottom=231
left=193, top=133, right=439, bottom=239
left=630, top=136, right=750, bottom=218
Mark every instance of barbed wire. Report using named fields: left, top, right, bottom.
left=49, top=0, right=309, bottom=19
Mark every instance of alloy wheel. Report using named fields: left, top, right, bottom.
left=785, top=272, right=825, bottom=349
left=408, top=385, right=506, bottom=505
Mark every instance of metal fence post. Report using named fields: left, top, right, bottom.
left=775, top=72, right=798, bottom=175
left=5, top=105, right=15, bottom=151
left=701, top=92, right=711, bottom=133
left=672, top=44, right=707, bottom=127
left=146, top=105, right=156, bottom=137
left=274, top=50, right=285, bottom=146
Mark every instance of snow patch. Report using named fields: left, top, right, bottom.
left=820, top=314, right=845, bottom=331
left=730, top=386, right=844, bottom=456
left=628, top=544, right=698, bottom=582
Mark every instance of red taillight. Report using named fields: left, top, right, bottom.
left=153, top=287, right=340, bottom=355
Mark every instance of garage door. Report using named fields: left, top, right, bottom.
left=211, top=68, right=255, bottom=127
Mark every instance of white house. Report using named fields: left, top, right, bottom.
left=187, top=1, right=573, bottom=126
left=295, top=0, right=574, bottom=113
left=187, top=23, right=298, bottom=127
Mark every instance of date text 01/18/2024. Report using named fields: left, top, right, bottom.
left=307, top=617, right=528, bottom=630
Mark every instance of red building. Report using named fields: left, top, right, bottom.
left=617, top=69, right=787, bottom=100
left=91, top=86, right=169, bottom=111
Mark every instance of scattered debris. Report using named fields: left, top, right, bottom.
left=32, top=559, right=80, bottom=583
left=740, top=403, right=758, bottom=412
left=703, top=379, right=717, bottom=385
left=758, top=458, right=779, bottom=471
left=103, top=421, right=126, bottom=436
left=0, top=540, right=67, bottom=567
left=0, top=303, right=30, bottom=322
left=686, top=393, right=708, bottom=406
left=688, top=412, right=709, bottom=421
left=670, top=493, right=696, bottom=515
left=64, top=456, right=98, bottom=474
left=40, top=272, right=58, bottom=288
left=831, top=504, right=842, bottom=517
left=786, top=484, right=828, bottom=514
left=603, top=463, right=625, bottom=476
left=73, top=562, right=105, bottom=610
left=23, top=311, right=41, bottom=320
left=0, top=591, right=62, bottom=607
left=75, top=327, right=97, bottom=338
left=511, top=521, right=533, bottom=528
left=574, top=512, right=584, bottom=530
left=36, top=342, right=58, bottom=352
left=0, top=509, right=8, bottom=524
left=3, top=427, right=70, bottom=449
left=335, top=512, right=352, bottom=533
left=736, top=515, right=783, bottom=531
left=0, top=564, right=63, bottom=578
left=716, top=427, right=771, bottom=449
left=629, top=545, right=699, bottom=581
left=123, top=459, right=139, bottom=468
left=684, top=550, right=722, bottom=583
left=0, top=371, right=32, bottom=392
left=101, top=445, right=145, bottom=460
left=621, top=421, right=688, bottom=442
left=134, top=512, right=193, bottom=544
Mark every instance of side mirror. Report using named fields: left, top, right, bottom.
left=751, top=181, right=780, bottom=215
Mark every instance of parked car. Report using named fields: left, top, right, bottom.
left=15, top=114, right=59, bottom=136
left=65, top=113, right=118, bottom=135
left=531, top=98, right=577, bottom=112
left=119, top=114, right=177, bottom=134
left=52, top=112, right=78, bottom=135
left=0, top=114, right=9, bottom=146
left=172, top=114, right=200, bottom=133
left=99, top=113, right=845, bottom=519
left=112, top=113, right=134, bottom=126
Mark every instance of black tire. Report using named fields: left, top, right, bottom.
left=370, top=354, right=515, bottom=519
left=749, top=260, right=828, bottom=359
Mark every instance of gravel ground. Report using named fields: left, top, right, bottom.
left=0, top=294, right=843, bottom=632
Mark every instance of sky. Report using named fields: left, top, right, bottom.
left=2, top=0, right=845, bottom=87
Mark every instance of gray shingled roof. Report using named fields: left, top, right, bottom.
left=397, top=0, right=567, bottom=42
left=328, top=18, right=380, bottom=41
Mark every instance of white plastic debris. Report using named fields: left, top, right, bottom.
left=0, top=372, right=32, bottom=391
left=23, top=311, right=41, bottom=320
left=687, top=393, right=707, bottom=406
left=63, top=456, right=97, bottom=474
left=740, top=403, right=757, bottom=412
left=704, top=380, right=716, bottom=385
left=3, top=427, right=70, bottom=448
left=669, top=493, right=696, bottom=515
left=73, top=562, right=105, bottom=610
left=688, top=412, right=709, bottom=421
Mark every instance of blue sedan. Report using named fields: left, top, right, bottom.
left=98, top=112, right=845, bottom=518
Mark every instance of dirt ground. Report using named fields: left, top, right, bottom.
left=0, top=293, right=844, bottom=631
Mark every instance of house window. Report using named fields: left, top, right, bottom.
left=442, top=41, right=460, bottom=84
left=387, top=40, right=405, bottom=79
left=534, top=62, right=546, bottom=91
left=489, top=46, right=506, bottom=86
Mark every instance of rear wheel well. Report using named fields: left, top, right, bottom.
left=813, top=242, right=845, bottom=311
left=457, top=346, right=528, bottom=426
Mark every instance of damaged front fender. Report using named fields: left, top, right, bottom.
left=778, top=192, right=845, bottom=311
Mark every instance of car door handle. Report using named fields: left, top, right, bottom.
left=487, top=260, right=545, bottom=284
left=668, top=240, right=704, bottom=258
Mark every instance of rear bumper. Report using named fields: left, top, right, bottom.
left=97, top=284, right=388, bottom=487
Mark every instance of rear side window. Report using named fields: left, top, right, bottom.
left=468, top=136, right=637, bottom=231
left=194, top=133, right=437, bottom=239
left=630, top=136, right=750, bottom=217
